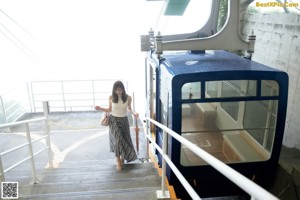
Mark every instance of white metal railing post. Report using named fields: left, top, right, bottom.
left=0, top=155, right=5, bottom=182
left=30, top=82, right=37, bottom=113
left=156, top=129, right=170, bottom=199
left=161, top=130, right=168, bottom=193
left=43, top=101, right=53, bottom=168
left=0, top=96, right=8, bottom=124
left=0, top=96, right=9, bottom=132
left=26, top=82, right=33, bottom=113
left=92, top=80, right=96, bottom=110
left=145, top=119, right=150, bottom=161
left=25, top=123, right=38, bottom=184
left=61, top=81, right=66, bottom=112
left=132, top=92, right=139, bottom=154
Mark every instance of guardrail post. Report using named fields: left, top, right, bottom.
left=156, top=130, right=170, bottom=200
left=61, top=81, right=66, bottom=112
left=0, top=96, right=7, bottom=123
left=43, top=101, right=53, bottom=168
left=0, top=155, right=5, bottom=182
left=0, top=96, right=9, bottom=132
left=92, top=80, right=96, bottom=110
left=27, top=82, right=33, bottom=113
left=25, top=123, right=38, bottom=184
left=145, top=120, right=150, bottom=161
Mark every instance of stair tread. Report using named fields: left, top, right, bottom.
left=20, top=175, right=161, bottom=196
left=21, top=174, right=161, bottom=187
left=17, top=160, right=162, bottom=200
left=19, top=187, right=159, bottom=200
left=37, top=165, right=157, bottom=183
left=6, top=161, right=155, bottom=175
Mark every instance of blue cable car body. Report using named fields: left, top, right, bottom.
left=146, top=49, right=288, bottom=198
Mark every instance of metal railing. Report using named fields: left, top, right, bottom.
left=30, top=79, right=128, bottom=112
left=141, top=117, right=279, bottom=200
left=0, top=84, right=31, bottom=125
left=0, top=79, right=128, bottom=125
left=0, top=102, right=53, bottom=183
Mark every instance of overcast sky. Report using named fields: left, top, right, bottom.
left=1, top=0, right=298, bottom=113
left=1, top=0, right=299, bottom=93
left=0, top=0, right=165, bottom=95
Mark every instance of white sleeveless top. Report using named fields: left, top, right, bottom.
left=111, top=98, right=128, bottom=117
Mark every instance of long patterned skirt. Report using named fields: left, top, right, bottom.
left=109, top=115, right=137, bottom=163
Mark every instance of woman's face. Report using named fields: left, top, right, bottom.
left=115, top=87, right=123, bottom=96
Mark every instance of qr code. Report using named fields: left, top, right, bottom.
left=1, top=182, right=18, bottom=199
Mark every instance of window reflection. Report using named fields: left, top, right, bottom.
left=182, top=82, right=201, bottom=99
left=180, top=79, right=278, bottom=166
left=261, top=80, right=279, bottom=96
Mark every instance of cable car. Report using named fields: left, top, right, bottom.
left=142, top=0, right=288, bottom=198
left=145, top=49, right=288, bottom=198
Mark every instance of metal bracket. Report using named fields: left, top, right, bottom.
left=156, top=190, right=170, bottom=200
left=151, top=0, right=255, bottom=56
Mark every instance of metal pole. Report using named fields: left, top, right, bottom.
left=0, top=155, right=5, bottom=182
left=161, top=130, right=168, bottom=194
left=145, top=120, right=150, bottom=161
left=251, top=196, right=257, bottom=200
left=30, top=82, right=36, bottom=113
left=92, top=80, right=96, bottom=110
left=43, top=101, right=53, bottom=168
left=132, top=93, right=139, bottom=154
left=61, top=81, right=66, bottom=112
left=25, top=123, right=38, bottom=184
left=27, top=82, right=33, bottom=113
left=0, top=96, right=8, bottom=124
left=0, top=96, right=10, bottom=132
left=156, top=129, right=170, bottom=199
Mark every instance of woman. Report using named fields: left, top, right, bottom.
left=95, top=81, right=138, bottom=171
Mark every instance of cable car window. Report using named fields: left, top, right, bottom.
left=221, top=80, right=257, bottom=97
left=180, top=79, right=277, bottom=166
left=181, top=82, right=201, bottom=99
left=181, top=100, right=272, bottom=166
left=206, top=81, right=218, bottom=98
left=206, top=80, right=257, bottom=98
left=219, top=80, right=257, bottom=121
left=244, top=100, right=278, bottom=152
left=261, top=80, right=279, bottom=96
left=220, top=81, right=242, bottom=121
left=221, top=102, right=239, bottom=121
left=246, top=79, right=256, bottom=96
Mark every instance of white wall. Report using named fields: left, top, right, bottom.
left=241, top=13, right=300, bottom=149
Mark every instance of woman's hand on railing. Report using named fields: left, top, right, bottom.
left=130, top=111, right=139, bottom=118
left=95, top=106, right=102, bottom=111
left=129, top=109, right=139, bottom=118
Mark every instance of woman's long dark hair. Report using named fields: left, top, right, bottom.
left=112, top=81, right=128, bottom=103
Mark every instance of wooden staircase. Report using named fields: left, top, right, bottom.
left=12, top=159, right=164, bottom=200
left=0, top=111, right=179, bottom=200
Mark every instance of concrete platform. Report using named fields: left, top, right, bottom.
left=2, top=111, right=148, bottom=163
